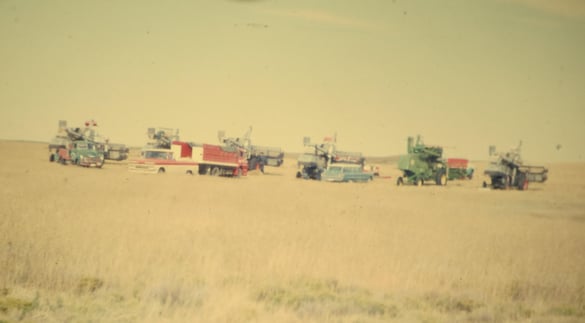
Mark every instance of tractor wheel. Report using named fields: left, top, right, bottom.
left=396, top=177, right=404, bottom=186
left=503, top=176, right=510, bottom=189
left=517, top=174, right=528, bottom=190
left=211, top=167, right=220, bottom=176
left=519, top=180, right=528, bottom=191
left=436, top=171, right=447, bottom=186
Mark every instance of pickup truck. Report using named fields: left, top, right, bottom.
left=52, top=140, right=105, bottom=168
left=321, top=164, right=374, bottom=183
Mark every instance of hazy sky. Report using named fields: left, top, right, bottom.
left=1, top=0, right=584, bottom=162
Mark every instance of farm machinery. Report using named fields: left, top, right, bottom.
left=396, top=135, right=448, bottom=186
left=48, top=120, right=129, bottom=162
left=296, top=135, right=365, bottom=180
left=446, top=158, right=474, bottom=180
left=218, top=127, right=284, bottom=172
left=482, top=142, right=548, bottom=190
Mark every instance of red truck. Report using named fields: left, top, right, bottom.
left=128, top=141, right=248, bottom=177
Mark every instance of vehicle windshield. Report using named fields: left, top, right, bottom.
left=326, top=167, right=343, bottom=173
left=74, top=142, right=95, bottom=150
left=143, top=151, right=172, bottom=159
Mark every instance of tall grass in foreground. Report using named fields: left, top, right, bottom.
left=1, top=157, right=584, bottom=322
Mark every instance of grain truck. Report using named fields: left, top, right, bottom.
left=48, top=120, right=129, bottom=162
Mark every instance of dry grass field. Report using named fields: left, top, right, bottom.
left=1, top=140, right=584, bottom=322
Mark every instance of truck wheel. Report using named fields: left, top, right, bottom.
left=198, top=166, right=208, bottom=175
left=396, top=177, right=404, bottom=186
left=416, top=178, right=423, bottom=187
left=186, top=170, right=193, bottom=175
left=482, top=181, right=488, bottom=188
left=49, top=154, right=55, bottom=162
left=211, top=167, right=220, bottom=176
left=158, top=168, right=165, bottom=174
left=296, top=171, right=302, bottom=178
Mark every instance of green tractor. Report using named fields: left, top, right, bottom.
left=396, top=135, right=448, bottom=186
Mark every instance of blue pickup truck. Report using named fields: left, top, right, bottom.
left=321, top=164, right=374, bottom=183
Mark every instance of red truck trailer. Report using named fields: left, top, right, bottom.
left=188, top=142, right=248, bottom=177
left=447, top=158, right=474, bottom=180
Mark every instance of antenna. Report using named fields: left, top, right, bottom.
left=218, top=130, right=226, bottom=142
left=489, top=145, right=496, bottom=156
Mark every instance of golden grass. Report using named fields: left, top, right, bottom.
left=0, top=141, right=584, bottom=322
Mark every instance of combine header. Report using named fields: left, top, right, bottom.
left=145, top=127, right=180, bottom=149
left=296, top=135, right=365, bottom=180
left=482, top=142, right=548, bottom=190
left=396, top=135, right=448, bottom=186
left=218, top=127, right=284, bottom=172
left=48, top=120, right=129, bottom=161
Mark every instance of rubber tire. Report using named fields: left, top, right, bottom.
left=503, top=176, right=510, bottom=189
left=211, top=167, right=220, bottom=176
left=517, top=174, right=528, bottom=190
left=158, top=168, right=165, bottom=174
left=437, top=173, right=447, bottom=186
left=397, top=177, right=404, bottom=186
left=416, top=178, right=423, bottom=187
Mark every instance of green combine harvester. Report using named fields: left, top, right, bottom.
left=396, top=135, right=448, bottom=186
